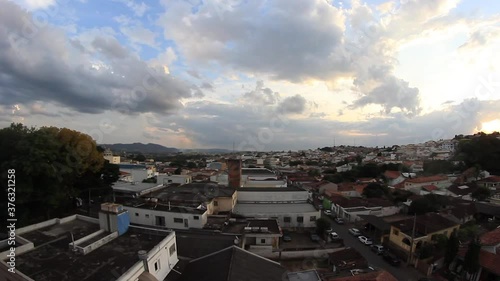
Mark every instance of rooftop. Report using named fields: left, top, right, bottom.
left=287, top=270, right=322, bottom=281
left=406, top=175, right=448, bottom=184
left=179, top=246, right=286, bottom=281
left=324, top=270, right=398, bottom=281
left=16, top=219, right=172, bottom=281
left=480, top=228, right=500, bottom=246
left=233, top=203, right=318, bottom=214
left=237, top=186, right=305, bottom=192
left=391, top=213, right=458, bottom=238
left=112, top=181, right=162, bottom=193
left=242, top=168, right=276, bottom=176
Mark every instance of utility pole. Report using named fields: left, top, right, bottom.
left=407, top=214, right=417, bottom=266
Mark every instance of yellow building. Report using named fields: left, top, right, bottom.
left=388, top=213, right=459, bottom=262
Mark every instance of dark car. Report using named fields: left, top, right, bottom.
left=310, top=233, right=321, bottom=242
left=334, top=217, right=345, bottom=224
left=382, top=253, right=401, bottom=266
left=370, top=245, right=385, bottom=255
left=283, top=232, right=292, bottom=242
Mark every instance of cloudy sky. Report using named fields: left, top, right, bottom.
left=1, top=0, right=499, bottom=150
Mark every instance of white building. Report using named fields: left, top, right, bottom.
left=233, top=187, right=320, bottom=228
left=104, top=148, right=121, bottom=164
left=0, top=206, right=179, bottom=281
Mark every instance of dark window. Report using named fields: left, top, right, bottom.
left=135, top=213, right=139, bottom=216
left=174, top=218, right=183, bottom=223
left=284, top=217, right=291, bottom=223
left=297, top=216, right=304, bottom=223
left=193, top=216, right=199, bottom=220
left=214, top=201, right=218, bottom=206
left=155, top=216, right=165, bottom=226
left=169, top=244, right=176, bottom=255
left=393, top=229, right=399, bottom=235
left=310, top=216, right=316, bottom=222
left=145, top=214, right=149, bottom=218
left=261, top=239, right=266, bottom=243
left=154, top=261, right=159, bottom=272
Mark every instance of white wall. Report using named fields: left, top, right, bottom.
left=247, top=211, right=320, bottom=228
left=157, top=175, right=192, bottom=185
left=125, top=206, right=207, bottom=229
left=237, top=191, right=308, bottom=203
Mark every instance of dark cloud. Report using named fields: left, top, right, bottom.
left=200, top=82, right=214, bottom=91
left=277, top=95, right=307, bottom=115
left=0, top=0, right=197, bottom=115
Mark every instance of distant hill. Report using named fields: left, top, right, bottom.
left=181, top=148, right=233, bottom=154
left=101, top=143, right=179, bottom=154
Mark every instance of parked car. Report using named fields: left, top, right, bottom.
left=348, top=228, right=361, bottom=236
left=334, top=218, right=345, bottom=224
left=324, top=210, right=332, bottom=216
left=282, top=232, right=292, bottom=242
left=329, top=232, right=340, bottom=240
left=358, top=236, right=373, bottom=245
left=382, top=252, right=401, bottom=266
left=310, top=233, right=321, bottom=242
left=370, top=245, right=385, bottom=255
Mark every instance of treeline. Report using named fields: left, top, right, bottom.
left=455, top=133, right=500, bottom=175
left=0, top=123, right=119, bottom=226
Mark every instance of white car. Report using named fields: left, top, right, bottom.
left=358, top=236, right=373, bottom=245
left=324, top=210, right=332, bottom=216
left=329, top=232, right=340, bottom=240
left=348, top=228, right=361, bottom=236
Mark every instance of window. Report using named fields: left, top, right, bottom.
left=169, top=243, right=176, bottom=255
left=155, top=216, right=165, bottom=226
left=135, top=213, right=139, bottom=216
left=154, top=260, right=160, bottom=272
left=284, top=217, right=291, bottom=223
left=297, top=216, right=304, bottom=223
left=214, top=201, right=218, bottom=206
left=393, top=229, right=399, bottom=236
left=261, top=239, right=266, bottom=243
left=145, top=214, right=149, bottom=218
left=174, top=218, right=183, bottom=223
left=310, top=216, right=316, bottom=222
left=193, top=216, right=199, bottom=220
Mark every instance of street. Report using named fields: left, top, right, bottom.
left=323, top=214, right=425, bottom=281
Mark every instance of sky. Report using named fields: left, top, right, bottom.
left=1, top=0, right=500, bottom=151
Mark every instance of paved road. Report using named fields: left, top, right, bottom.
left=323, top=214, right=424, bottom=281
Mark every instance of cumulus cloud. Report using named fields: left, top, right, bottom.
left=0, top=0, right=197, bottom=115
left=240, top=81, right=280, bottom=106
left=277, top=95, right=307, bottom=115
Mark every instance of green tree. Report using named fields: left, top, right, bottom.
left=134, top=154, right=146, bottom=162
left=315, top=217, right=331, bottom=236
left=463, top=238, right=481, bottom=279
left=0, top=123, right=108, bottom=225
left=174, top=167, right=182, bottom=175
left=471, top=186, right=492, bottom=201
left=186, top=162, right=197, bottom=169
left=362, top=183, right=387, bottom=198
left=445, top=230, right=460, bottom=266
left=308, top=169, right=321, bottom=177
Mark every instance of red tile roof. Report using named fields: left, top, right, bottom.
left=458, top=248, right=500, bottom=276
left=384, top=170, right=402, bottom=180
left=406, top=175, right=448, bottom=184
left=480, top=228, right=500, bottom=246
left=423, top=185, right=438, bottom=192
left=478, top=176, right=500, bottom=183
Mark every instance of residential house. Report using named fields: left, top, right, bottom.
left=404, top=175, right=450, bottom=192
left=384, top=170, right=405, bottom=187
left=241, top=219, right=282, bottom=254
left=178, top=246, right=286, bottom=281
left=450, top=228, right=500, bottom=281
left=388, top=213, right=460, bottom=262
left=447, top=183, right=478, bottom=200
left=477, top=176, right=500, bottom=190
left=303, top=181, right=338, bottom=194
left=327, top=195, right=400, bottom=223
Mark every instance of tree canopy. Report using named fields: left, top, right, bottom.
left=0, top=123, right=118, bottom=225
left=456, top=134, right=500, bottom=175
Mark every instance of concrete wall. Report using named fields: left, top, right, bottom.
left=212, top=192, right=237, bottom=214
left=246, top=211, right=320, bottom=228
left=237, top=190, right=308, bottom=203
left=125, top=206, right=208, bottom=229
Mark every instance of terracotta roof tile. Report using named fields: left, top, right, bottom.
left=480, top=228, right=500, bottom=246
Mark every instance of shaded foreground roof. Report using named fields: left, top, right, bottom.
left=391, top=213, right=458, bottom=237
left=179, top=246, right=286, bottom=281
left=324, top=270, right=398, bottom=281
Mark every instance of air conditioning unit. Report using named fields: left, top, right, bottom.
left=251, top=227, right=260, bottom=232
left=260, top=227, right=268, bottom=232
left=244, top=227, right=252, bottom=232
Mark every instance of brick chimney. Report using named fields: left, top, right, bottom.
left=227, top=159, right=242, bottom=189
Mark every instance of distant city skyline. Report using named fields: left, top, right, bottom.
left=1, top=0, right=499, bottom=150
